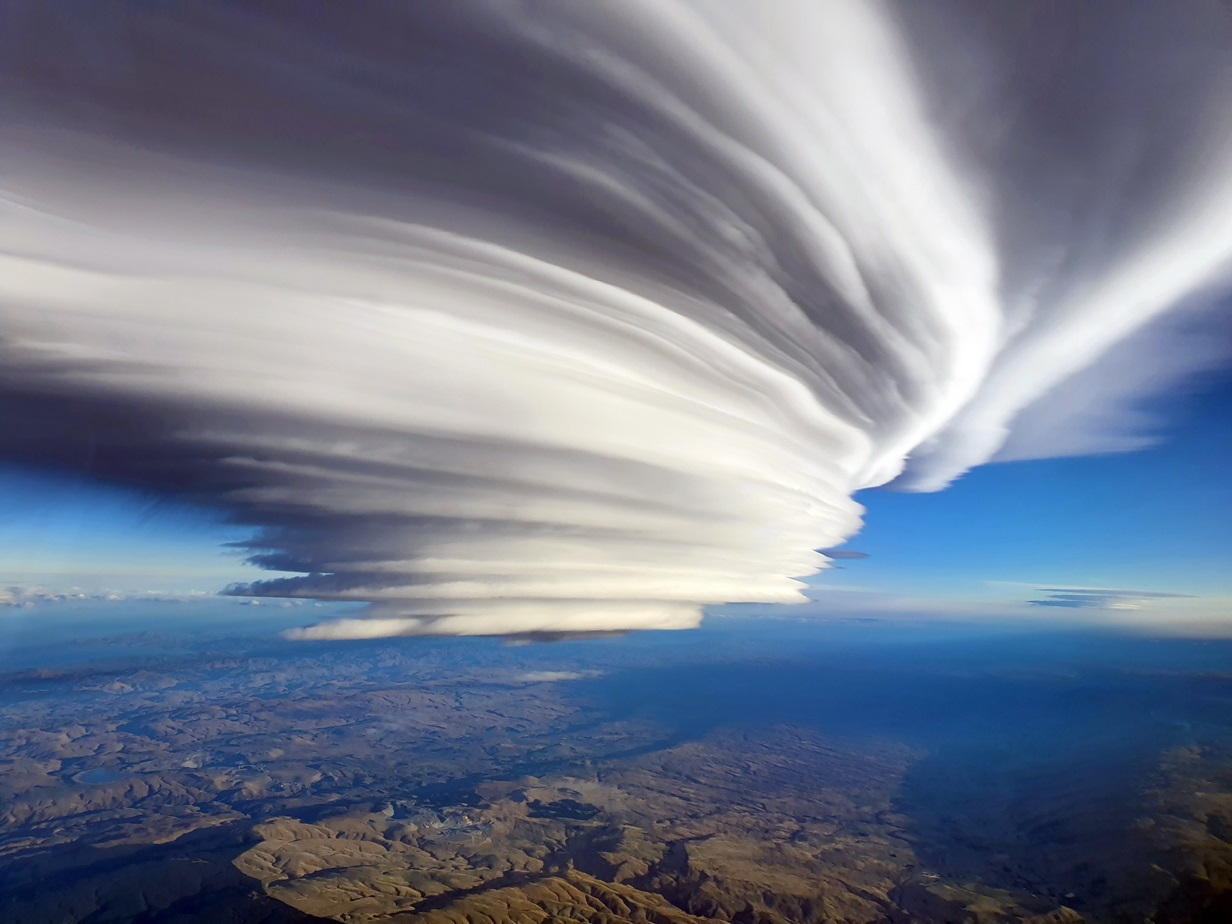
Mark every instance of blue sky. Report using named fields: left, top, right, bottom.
left=826, top=373, right=1232, bottom=595
left=0, top=469, right=258, bottom=594
left=2, top=372, right=1229, bottom=623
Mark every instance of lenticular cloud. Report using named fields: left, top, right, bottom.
left=2, top=1, right=1231, bottom=637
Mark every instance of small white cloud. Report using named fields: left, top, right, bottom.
left=515, top=670, right=602, bottom=683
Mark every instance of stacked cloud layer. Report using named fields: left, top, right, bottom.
left=2, top=1, right=1230, bottom=636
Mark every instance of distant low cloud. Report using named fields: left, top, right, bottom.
left=0, top=586, right=217, bottom=608
left=1027, top=588, right=1195, bottom=611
